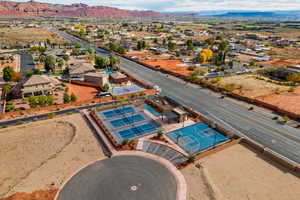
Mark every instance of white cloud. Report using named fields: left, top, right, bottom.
left=13, top=0, right=300, bottom=11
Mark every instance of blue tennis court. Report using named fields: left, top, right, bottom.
left=102, top=106, right=136, bottom=119
left=166, top=123, right=228, bottom=155
left=109, top=114, right=145, bottom=128
left=118, top=122, right=158, bottom=140
left=97, top=104, right=161, bottom=144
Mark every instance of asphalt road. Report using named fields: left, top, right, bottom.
left=56, top=30, right=300, bottom=167
left=56, top=155, right=177, bottom=200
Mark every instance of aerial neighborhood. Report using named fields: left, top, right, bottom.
left=0, top=1, right=300, bottom=200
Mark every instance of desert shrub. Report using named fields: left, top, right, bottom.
left=223, top=83, right=236, bottom=92
left=210, top=77, right=221, bottom=84
left=48, top=112, right=56, bottom=119
left=188, top=66, right=196, bottom=71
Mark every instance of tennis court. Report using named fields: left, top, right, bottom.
left=118, top=122, right=158, bottom=140
left=112, top=84, right=145, bottom=96
left=109, top=114, right=145, bottom=128
left=101, top=106, right=136, bottom=119
left=166, top=123, right=228, bottom=155
left=97, top=105, right=161, bottom=144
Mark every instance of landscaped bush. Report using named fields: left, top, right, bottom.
left=26, top=95, right=55, bottom=108
left=188, top=66, right=196, bottom=71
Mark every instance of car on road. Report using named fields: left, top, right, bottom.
left=97, top=92, right=112, bottom=97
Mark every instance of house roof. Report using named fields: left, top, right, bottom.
left=23, top=75, right=52, bottom=87
left=84, top=72, right=108, bottom=78
left=110, top=72, right=127, bottom=80
left=69, top=63, right=95, bottom=75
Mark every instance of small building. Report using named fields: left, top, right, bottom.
left=173, top=108, right=188, bottom=123
left=84, top=72, right=109, bottom=86
left=21, top=75, right=58, bottom=97
left=272, top=66, right=300, bottom=80
left=69, top=63, right=95, bottom=78
left=109, top=72, right=128, bottom=84
left=162, top=108, right=188, bottom=123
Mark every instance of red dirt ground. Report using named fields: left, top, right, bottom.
left=66, top=83, right=99, bottom=102
left=0, top=189, right=58, bottom=200
left=143, top=59, right=192, bottom=76
left=126, top=51, right=192, bottom=76
left=0, top=62, right=17, bottom=74
left=257, top=87, right=300, bottom=115
left=259, top=59, right=300, bottom=67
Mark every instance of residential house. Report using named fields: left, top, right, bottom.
left=84, top=72, right=109, bottom=86
left=20, top=75, right=59, bottom=97
left=272, top=66, right=300, bottom=80
left=69, top=63, right=95, bottom=78
left=109, top=72, right=128, bottom=84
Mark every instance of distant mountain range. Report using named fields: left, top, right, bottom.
left=164, top=10, right=300, bottom=19
left=214, top=11, right=300, bottom=18
left=0, top=0, right=165, bottom=18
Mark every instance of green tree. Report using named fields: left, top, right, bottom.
left=137, top=40, right=146, bottom=50
left=3, top=84, right=12, bottom=99
left=116, top=46, right=126, bottom=54
left=62, top=55, right=70, bottom=61
left=28, top=96, right=38, bottom=108
left=186, top=39, right=194, bottom=50
left=47, top=95, right=54, bottom=105
left=87, top=48, right=94, bottom=55
left=63, top=67, right=70, bottom=76
left=122, top=139, right=129, bottom=146
left=37, top=95, right=48, bottom=106
left=214, top=39, right=229, bottom=65
left=63, top=93, right=70, bottom=104
left=189, top=71, right=200, bottom=82
left=168, top=42, right=177, bottom=51
left=44, top=55, right=56, bottom=72
left=73, top=42, right=83, bottom=49
left=108, top=55, right=120, bottom=70
left=103, top=83, right=110, bottom=92
left=3, top=66, right=14, bottom=82
left=95, top=56, right=109, bottom=69
left=25, top=69, right=42, bottom=77
left=58, top=59, right=65, bottom=68
left=70, top=93, right=77, bottom=102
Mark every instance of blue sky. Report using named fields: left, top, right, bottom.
left=14, top=0, right=300, bottom=11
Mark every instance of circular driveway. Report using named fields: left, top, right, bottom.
left=56, top=155, right=178, bottom=200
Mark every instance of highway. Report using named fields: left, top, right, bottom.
left=56, top=30, right=300, bottom=166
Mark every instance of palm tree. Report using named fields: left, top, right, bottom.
left=108, top=55, right=121, bottom=70
left=219, top=39, right=229, bottom=64
left=2, top=84, right=12, bottom=99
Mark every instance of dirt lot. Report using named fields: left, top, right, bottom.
left=258, top=86, right=300, bottom=114
left=218, top=74, right=300, bottom=114
left=182, top=143, right=300, bottom=200
left=0, top=28, right=66, bottom=46
left=66, top=83, right=99, bottom=102
left=270, top=47, right=300, bottom=60
left=0, top=114, right=105, bottom=198
left=1, top=189, right=58, bottom=200
left=126, top=51, right=193, bottom=76
left=258, top=59, right=300, bottom=67
left=218, top=74, right=289, bottom=98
